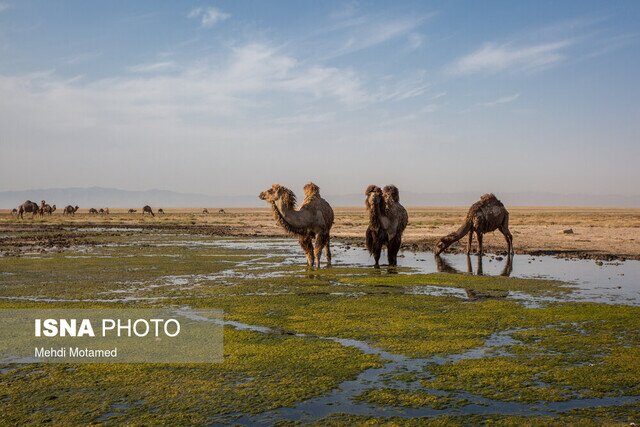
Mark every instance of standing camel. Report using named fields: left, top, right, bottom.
left=218, top=209, right=226, bottom=214
left=435, top=193, right=513, bottom=256
left=41, top=204, right=56, bottom=215
left=259, top=182, right=334, bottom=267
left=365, top=185, right=409, bottom=267
left=63, top=205, right=79, bottom=215
left=89, top=208, right=99, bottom=214
left=128, top=209, right=137, bottom=213
left=11, top=208, right=18, bottom=216
left=142, top=205, right=155, bottom=217
left=202, top=208, right=209, bottom=214
left=157, top=208, right=165, bottom=214
left=17, top=200, right=40, bottom=219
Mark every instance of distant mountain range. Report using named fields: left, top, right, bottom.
left=1, top=187, right=638, bottom=208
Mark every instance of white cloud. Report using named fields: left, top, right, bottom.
left=478, top=93, right=520, bottom=107
left=188, top=6, right=230, bottom=28
left=127, top=61, right=177, bottom=73
left=407, top=33, right=424, bottom=50
left=450, top=40, right=573, bottom=74
left=325, top=15, right=429, bottom=59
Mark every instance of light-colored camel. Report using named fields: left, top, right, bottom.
left=63, top=205, right=79, bottom=215
left=365, top=185, right=408, bottom=267
left=259, top=182, right=334, bottom=267
left=17, top=200, right=40, bottom=219
left=142, top=205, right=154, bottom=217
left=435, top=193, right=513, bottom=256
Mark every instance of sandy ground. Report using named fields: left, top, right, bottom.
left=1, top=206, right=639, bottom=260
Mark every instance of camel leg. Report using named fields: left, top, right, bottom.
left=477, top=232, right=484, bottom=256
left=314, top=234, right=327, bottom=268
left=466, top=230, right=473, bottom=255
left=499, top=225, right=513, bottom=255
left=388, top=236, right=401, bottom=266
left=299, top=236, right=314, bottom=267
left=324, top=235, right=332, bottom=266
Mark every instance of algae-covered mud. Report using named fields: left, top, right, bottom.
left=1, top=226, right=639, bottom=425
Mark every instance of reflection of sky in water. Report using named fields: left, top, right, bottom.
left=216, top=238, right=640, bottom=306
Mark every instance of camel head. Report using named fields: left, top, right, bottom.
left=365, top=185, right=383, bottom=210
left=259, top=184, right=297, bottom=208
left=382, top=185, right=400, bottom=203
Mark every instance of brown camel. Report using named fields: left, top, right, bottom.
left=202, top=208, right=209, bottom=214
left=218, top=209, right=226, bottom=214
left=259, top=182, right=334, bottom=267
left=142, top=205, right=154, bottom=217
left=63, top=205, right=79, bottom=215
left=89, top=208, right=98, bottom=214
left=99, top=208, right=104, bottom=214
left=158, top=208, right=165, bottom=214
left=41, top=204, right=56, bottom=215
left=128, top=209, right=137, bottom=213
left=17, top=200, right=40, bottom=219
left=435, top=193, right=513, bottom=256
left=365, top=185, right=409, bottom=267
left=11, top=208, right=18, bottom=216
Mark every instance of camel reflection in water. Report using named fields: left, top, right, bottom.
left=434, top=254, right=513, bottom=301
left=435, top=253, right=513, bottom=277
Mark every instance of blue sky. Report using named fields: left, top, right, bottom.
left=0, top=1, right=639, bottom=198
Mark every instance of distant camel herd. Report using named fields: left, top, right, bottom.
left=12, top=201, right=224, bottom=219
left=260, top=182, right=513, bottom=268
left=11, top=184, right=514, bottom=267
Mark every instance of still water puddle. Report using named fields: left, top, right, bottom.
left=207, top=238, right=640, bottom=306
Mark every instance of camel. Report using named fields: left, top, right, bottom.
left=11, top=208, right=17, bottom=216
left=89, top=208, right=99, bottom=214
left=63, top=205, right=79, bottom=215
left=158, top=208, right=165, bottom=214
left=128, top=209, right=137, bottom=213
left=41, top=204, right=56, bottom=215
left=104, top=208, right=109, bottom=215
left=142, top=205, right=154, bottom=217
left=259, top=182, right=334, bottom=267
left=435, top=193, right=513, bottom=256
left=218, top=209, right=226, bottom=214
left=99, top=208, right=104, bottom=214
left=202, top=208, right=209, bottom=214
left=17, top=200, right=40, bottom=219
left=364, top=185, right=409, bottom=267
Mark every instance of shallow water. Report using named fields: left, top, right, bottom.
left=175, top=307, right=640, bottom=426
left=207, top=238, right=640, bottom=306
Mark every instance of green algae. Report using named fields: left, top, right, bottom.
left=354, top=388, right=465, bottom=409
left=1, top=229, right=639, bottom=424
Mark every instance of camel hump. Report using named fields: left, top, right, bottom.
left=480, top=193, right=498, bottom=203
left=304, top=182, right=320, bottom=197
left=365, top=185, right=381, bottom=195
left=383, top=185, right=400, bottom=202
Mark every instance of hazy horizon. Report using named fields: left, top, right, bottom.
left=1, top=186, right=638, bottom=208
left=1, top=1, right=639, bottom=197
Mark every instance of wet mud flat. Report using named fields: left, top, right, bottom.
left=0, top=226, right=639, bottom=425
